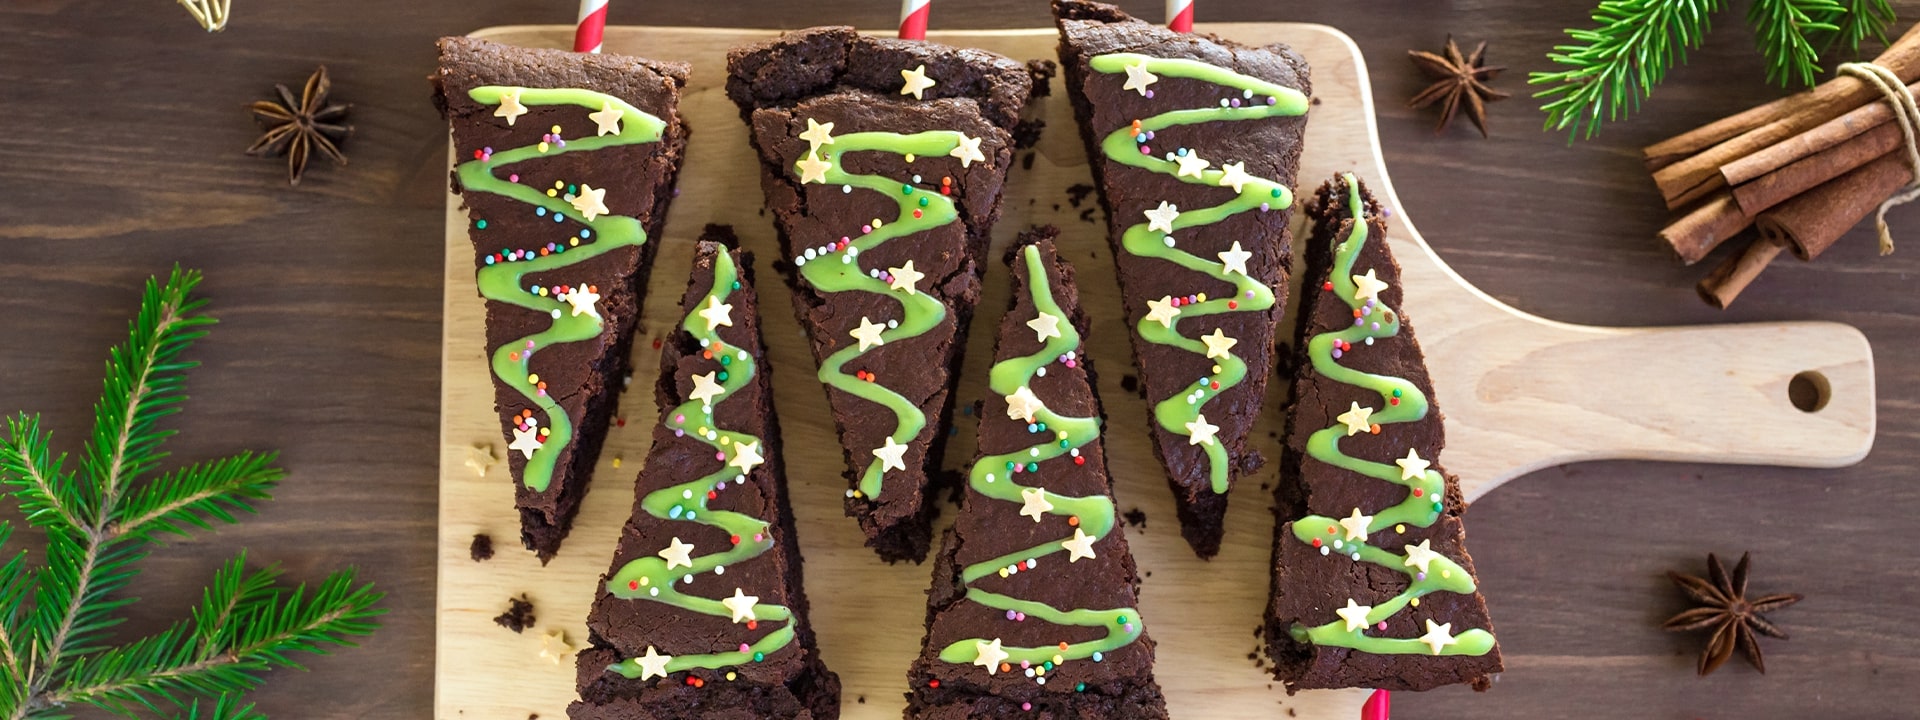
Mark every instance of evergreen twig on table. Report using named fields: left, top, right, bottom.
left=1530, top=0, right=1898, bottom=140
left=0, top=267, right=383, bottom=719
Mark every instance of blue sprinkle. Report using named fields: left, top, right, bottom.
left=581, top=229, right=592, bottom=238
left=553, top=214, right=564, bottom=223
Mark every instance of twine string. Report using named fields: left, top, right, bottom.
left=1838, top=61, right=1920, bottom=255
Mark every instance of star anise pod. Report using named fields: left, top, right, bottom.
left=1663, top=552, right=1802, bottom=676
left=247, top=66, right=351, bottom=186
left=1406, top=36, right=1508, bottom=138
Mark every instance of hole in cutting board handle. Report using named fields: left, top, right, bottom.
left=1789, top=370, right=1831, bottom=413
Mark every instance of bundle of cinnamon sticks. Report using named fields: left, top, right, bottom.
left=1646, top=23, right=1920, bottom=308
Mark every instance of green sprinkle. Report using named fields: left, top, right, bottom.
left=919, top=197, right=929, bottom=207
left=1116, top=616, right=1129, bottom=625
left=1026, top=462, right=1039, bottom=472
left=476, top=219, right=488, bottom=229
left=1270, top=188, right=1282, bottom=198
left=720, top=356, right=732, bottom=366
left=902, top=184, right=914, bottom=195
left=753, top=652, right=765, bottom=662
left=717, top=372, right=730, bottom=382
left=1076, top=683, right=1087, bottom=692
left=731, top=281, right=741, bottom=289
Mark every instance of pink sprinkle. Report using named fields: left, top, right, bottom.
left=1022, top=703, right=1032, bottom=712
left=754, top=533, right=765, bottom=542
left=1139, top=145, right=1151, bottom=155
left=675, top=414, right=686, bottom=423
left=1016, top=612, right=1027, bottom=621
left=509, top=173, right=519, bottom=182
left=740, top=643, right=751, bottom=652
left=1021, top=660, right=1031, bottom=669
left=1377, top=621, right=1388, bottom=630
left=862, top=225, right=873, bottom=233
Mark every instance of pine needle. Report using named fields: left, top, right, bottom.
left=1814, top=0, right=1896, bottom=53
left=174, top=0, right=231, bottom=32
left=1530, top=0, right=1726, bottom=140
left=0, top=266, right=381, bottom=720
left=1749, top=0, right=1842, bottom=86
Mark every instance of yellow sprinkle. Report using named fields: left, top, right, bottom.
left=546, top=189, right=558, bottom=197
left=1442, top=570, right=1452, bottom=579
left=1052, top=654, right=1064, bottom=665
left=905, top=153, right=916, bottom=162
left=1036, top=667, right=1046, bottom=676
left=1395, top=524, right=1406, bottom=533
left=1410, top=597, right=1420, bottom=607
left=851, top=490, right=864, bottom=499
left=570, top=237, right=580, bottom=247
left=612, top=457, right=623, bottom=468
left=698, top=426, right=710, bottom=434
left=538, top=141, right=550, bottom=152
left=1197, top=293, right=1208, bottom=302
left=551, top=124, right=562, bottom=134
left=555, top=180, right=565, bottom=189
left=1211, top=365, right=1223, bottom=374
left=1056, top=431, right=1068, bottom=440
left=720, top=436, right=732, bottom=445
left=872, top=218, right=885, bottom=228
left=639, top=576, right=650, bottom=586
left=726, top=672, right=737, bottom=681
left=539, top=428, right=550, bottom=437
left=528, top=373, right=540, bottom=383
left=998, top=568, right=1010, bottom=578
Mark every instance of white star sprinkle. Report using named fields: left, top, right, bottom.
left=1336, top=402, right=1373, bottom=436
left=588, top=100, right=622, bottom=136
left=973, top=638, right=1009, bottom=674
left=849, top=316, right=887, bottom=352
left=1061, top=527, right=1098, bottom=562
left=1336, top=599, right=1373, bottom=632
left=539, top=629, right=574, bottom=665
left=1218, top=241, right=1253, bottom=276
left=688, top=371, right=725, bottom=405
left=1027, top=312, right=1063, bottom=343
left=1216, top=161, right=1254, bottom=193
left=634, top=645, right=673, bottom=680
left=900, top=64, right=938, bottom=100
left=566, top=285, right=601, bottom=320
left=1174, top=151, right=1211, bottom=179
left=949, top=134, right=985, bottom=167
left=1338, top=507, right=1373, bottom=542
left=697, top=295, right=733, bottom=332
left=1145, top=295, right=1181, bottom=329
left=888, top=260, right=925, bottom=295
left=657, top=537, right=694, bottom=570
left=799, top=118, right=835, bottom=150
left=729, top=440, right=764, bottom=474
left=1403, top=539, right=1442, bottom=574
left=872, top=436, right=910, bottom=473
left=1185, top=414, right=1219, bottom=446
left=1122, top=62, right=1158, bottom=95
left=1396, top=449, right=1432, bottom=481
left=509, top=426, right=542, bottom=459
left=1201, top=328, right=1237, bottom=360
left=1418, top=620, right=1458, bottom=656
left=569, top=184, right=609, bottom=221
left=493, top=89, right=527, bottom=125
left=721, top=588, right=759, bottom=623
left=796, top=153, right=832, bottom=184
left=1019, top=487, right=1055, bottom=522
left=1005, top=385, right=1044, bottom=423
left=1144, top=201, right=1180, bottom=234
left=1352, top=268, right=1390, bottom=304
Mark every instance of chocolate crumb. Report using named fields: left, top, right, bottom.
left=1120, top=374, right=1139, bottom=393
left=1078, top=207, right=1096, bottom=224
left=1012, top=118, right=1045, bottom=150
left=1022, top=151, right=1036, bottom=170
left=1053, top=203, right=1062, bottom=212
left=469, top=533, right=494, bottom=562
left=1067, top=183, right=1095, bottom=208
left=493, top=594, right=534, bottom=633
left=858, top=696, right=866, bottom=704
left=1025, top=59, right=1058, bottom=98
left=1123, top=507, right=1147, bottom=529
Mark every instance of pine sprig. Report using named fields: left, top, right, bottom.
left=1531, top=0, right=1899, bottom=139
left=1814, top=0, right=1896, bottom=53
left=1530, top=0, right=1725, bottom=140
left=1749, top=0, right=1842, bottom=86
left=0, top=267, right=382, bottom=720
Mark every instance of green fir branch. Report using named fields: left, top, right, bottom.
left=1814, top=0, right=1896, bottom=53
left=0, top=266, right=381, bottom=719
left=1748, top=0, right=1841, bottom=86
left=1530, top=0, right=1725, bottom=140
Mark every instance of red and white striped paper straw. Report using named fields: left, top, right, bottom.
left=575, top=0, right=608, bottom=53
left=1166, top=0, right=1193, bottom=33
left=1361, top=690, right=1391, bottom=720
left=899, top=0, right=930, bottom=40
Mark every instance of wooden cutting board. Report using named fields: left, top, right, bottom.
left=435, top=24, right=1876, bottom=720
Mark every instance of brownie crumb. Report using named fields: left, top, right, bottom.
left=1022, top=151, right=1036, bottom=170
left=1078, top=207, right=1096, bottom=224
left=699, top=223, right=740, bottom=247
left=1066, top=183, right=1095, bottom=208
left=1012, top=118, right=1046, bottom=150
left=857, top=696, right=866, bottom=704
left=1123, top=507, right=1147, bottom=529
left=469, top=533, right=494, bottom=562
left=493, top=594, right=534, bottom=633
left=1310, top=96, right=1321, bottom=105
left=1026, top=59, right=1058, bottom=98
left=1120, top=374, right=1139, bottom=393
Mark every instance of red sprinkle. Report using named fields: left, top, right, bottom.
left=1227, top=301, right=1239, bottom=309
left=628, top=580, right=640, bottom=590
left=731, top=534, right=742, bottom=545
left=1412, top=488, right=1423, bottom=497
left=1323, top=281, right=1334, bottom=291
left=929, top=680, right=941, bottom=688
left=912, top=209, right=924, bottom=219
left=1312, top=538, right=1322, bottom=548
left=1073, top=456, right=1085, bottom=465
left=707, top=490, right=718, bottom=500
left=747, top=620, right=758, bottom=630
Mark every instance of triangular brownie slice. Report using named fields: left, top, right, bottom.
left=726, top=27, right=1033, bottom=562
left=433, top=37, right=689, bottom=561
left=908, top=230, right=1167, bottom=719
left=1053, top=0, right=1312, bottom=558
left=572, top=237, right=841, bottom=719
left=1266, top=174, right=1501, bottom=691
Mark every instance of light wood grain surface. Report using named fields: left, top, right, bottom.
left=437, top=23, right=1874, bottom=720
left=8, top=2, right=1919, bottom=719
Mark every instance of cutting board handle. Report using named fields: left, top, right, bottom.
left=1439, top=318, right=1876, bottom=499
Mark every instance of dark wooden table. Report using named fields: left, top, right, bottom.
left=3, top=1, right=1913, bottom=717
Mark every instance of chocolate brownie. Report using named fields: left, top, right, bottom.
left=433, top=36, right=689, bottom=561
left=725, top=27, right=1033, bottom=563
left=571, top=239, right=840, bottom=720
left=907, top=229, right=1167, bottom=719
left=1265, top=174, right=1501, bottom=692
left=1053, top=0, right=1310, bottom=558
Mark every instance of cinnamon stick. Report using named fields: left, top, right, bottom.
left=1659, top=192, right=1752, bottom=264
left=1721, top=81, right=1920, bottom=187
left=1731, top=121, right=1904, bottom=216
left=1755, top=152, right=1913, bottom=260
left=1647, top=23, right=1920, bottom=209
left=1697, top=235, right=1788, bottom=309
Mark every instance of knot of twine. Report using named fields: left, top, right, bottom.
left=1837, top=61, right=1919, bottom=256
